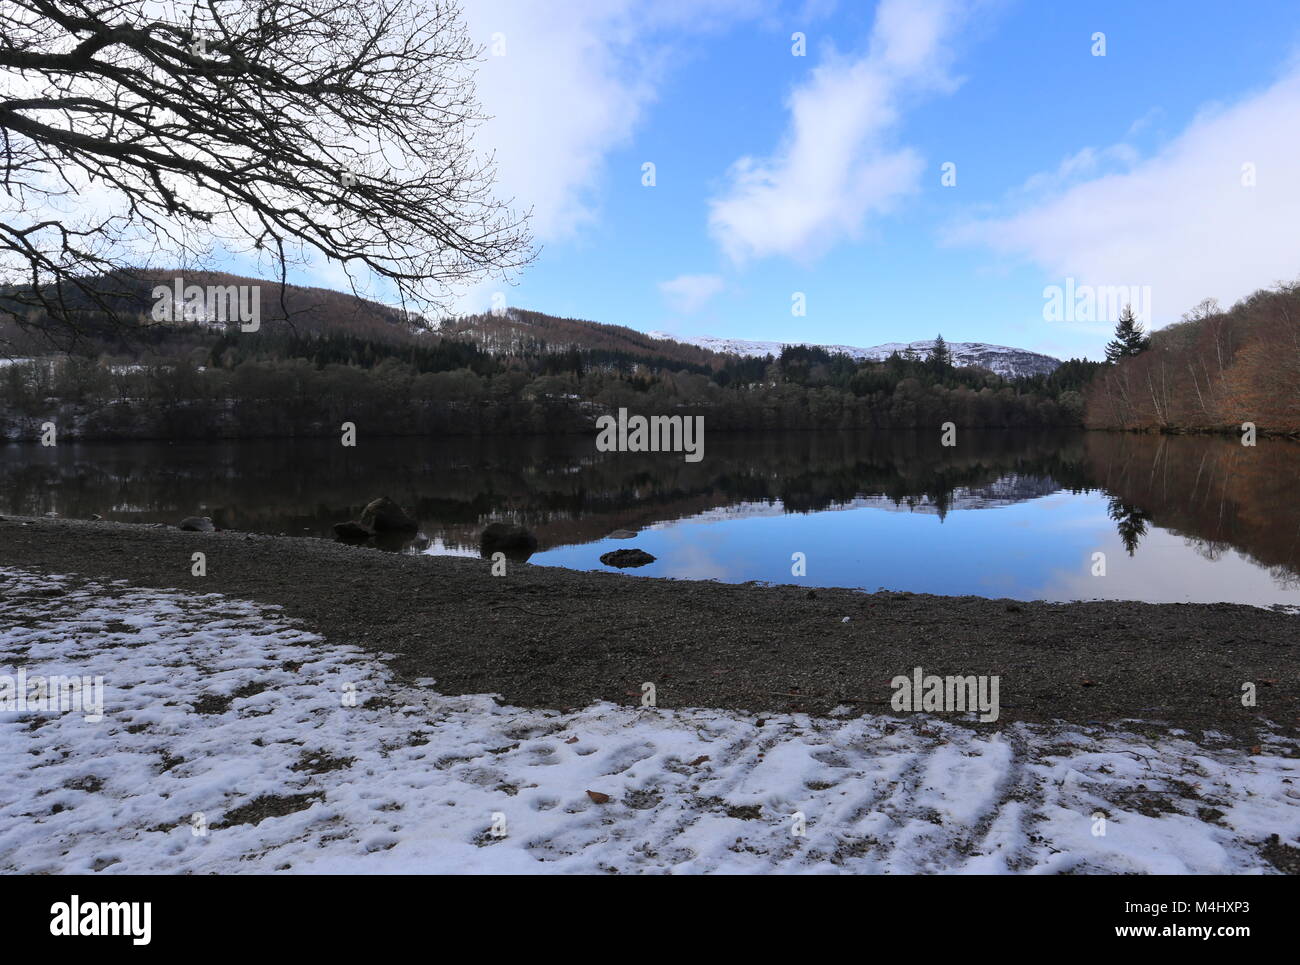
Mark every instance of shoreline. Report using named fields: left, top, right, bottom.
left=6, top=564, right=1294, bottom=874
left=1, top=515, right=1296, bottom=743
left=7, top=424, right=1300, bottom=443
left=2, top=421, right=1087, bottom=444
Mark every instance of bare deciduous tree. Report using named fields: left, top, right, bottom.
left=1085, top=281, right=1300, bottom=433
left=0, top=0, right=532, bottom=344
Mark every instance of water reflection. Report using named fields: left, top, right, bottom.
left=1107, top=498, right=1151, bottom=556
left=2, top=430, right=1298, bottom=604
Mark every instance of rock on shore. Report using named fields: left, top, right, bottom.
left=359, top=496, right=418, bottom=532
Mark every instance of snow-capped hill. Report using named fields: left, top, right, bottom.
left=648, top=332, right=1061, bottom=379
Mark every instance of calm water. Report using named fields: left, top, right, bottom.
left=2, top=430, right=1298, bottom=606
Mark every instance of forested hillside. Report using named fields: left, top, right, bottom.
left=0, top=269, right=419, bottom=351
left=441, top=308, right=723, bottom=371
left=1, top=272, right=1097, bottom=440
left=1085, top=281, right=1300, bottom=434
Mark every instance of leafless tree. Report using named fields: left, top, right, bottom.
left=0, top=0, right=532, bottom=345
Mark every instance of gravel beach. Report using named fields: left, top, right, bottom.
left=1, top=515, right=1295, bottom=743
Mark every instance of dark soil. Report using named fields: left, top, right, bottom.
left=213, top=792, right=322, bottom=829
left=1, top=516, right=1296, bottom=742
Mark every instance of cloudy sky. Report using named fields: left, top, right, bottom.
left=294, top=0, right=1300, bottom=360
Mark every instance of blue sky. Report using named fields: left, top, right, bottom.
left=266, top=0, right=1300, bottom=361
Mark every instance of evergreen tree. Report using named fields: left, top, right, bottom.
left=1107, top=498, right=1150, bottom=556
left=1104, top=305, right=1150, bottom=362
left=927, top=334, right=952, bottom=371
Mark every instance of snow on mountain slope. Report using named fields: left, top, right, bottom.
left=649, top=332, right=1061, bottom=379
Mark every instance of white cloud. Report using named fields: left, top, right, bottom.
left=659, top=273, right=726, bottom=313
left=462, top=1, right=655, bottom=243
left=1015, top=143, right=1140, bottom=197
left=707, top=0, right=970, bottom=264
left=948, top=67, right=1300, bottom=325
left=464, top=0, right=768, bottom=244
left=442, top=0, right=760, bottom=314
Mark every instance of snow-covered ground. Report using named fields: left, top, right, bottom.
left=1, top=566, right=1296, bottom=874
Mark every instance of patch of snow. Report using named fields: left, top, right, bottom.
left=1, top=568, right=1295, bottom=874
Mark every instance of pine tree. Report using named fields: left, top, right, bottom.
left=927, top=333, right=952, bottom=370
left=1104, top=305, right=1150, bottom=362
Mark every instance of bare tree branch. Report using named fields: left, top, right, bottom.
left=0, top=0, right=533, bottom=347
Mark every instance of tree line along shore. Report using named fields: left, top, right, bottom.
left=3, top=275, right=1297, bottom=441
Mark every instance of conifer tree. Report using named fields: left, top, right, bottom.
left=927, top=334, right=952, bottom=371
left=1104, top=306, right=1150, bottom=362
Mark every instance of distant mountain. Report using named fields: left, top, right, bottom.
left=0, top=269, right=421, bottom=347
left=648, top=331, right=1062, bottom=379
left=14, top=272, right=1062, bottom=382
left=138, top=271, right=423, bottom=342
left=443, top=310, right=1061, bottom=378
left=439, top=308, right=724, bottom=370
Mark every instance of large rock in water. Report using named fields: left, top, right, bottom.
left=600, top=548, right=655, bottom=568
left=480, top=522, right=539, bottom=554
left=359, top=496, right=417, bottom=533
left=178, top=516, right=215, bottom=532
